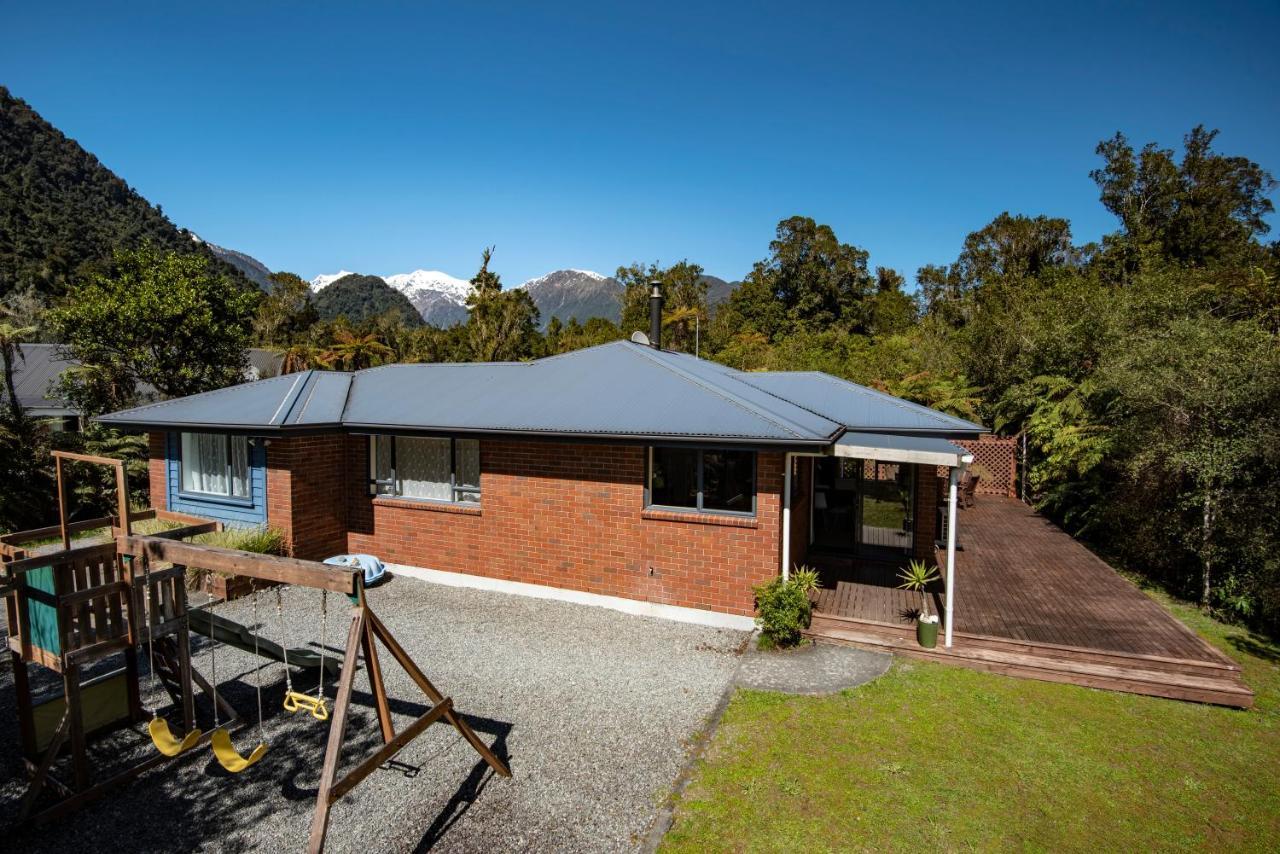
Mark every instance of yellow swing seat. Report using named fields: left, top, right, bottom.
left=210, top=727, right=268, bottom=773
left=148, top=717, right=204, bottom=757
left=283, top=690, right=330, bottom=721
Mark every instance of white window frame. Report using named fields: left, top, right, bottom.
left=178, top=432, right=252, bottom=501
left=368, top=435, right=480, bottom=504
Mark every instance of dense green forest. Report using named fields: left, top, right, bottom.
left=0, top=86, right=252, bottom=299
left=312, top=273, right=424, bottom=328
left=0, top=98, right=1276, bottom=632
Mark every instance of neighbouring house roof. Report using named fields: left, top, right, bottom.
left=9, top=344, right=78, bottom=415
left=8, top=344, right=285, bottom=418
left=96, top=341, right=984, bottom=449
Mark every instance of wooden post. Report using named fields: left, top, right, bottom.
left=308, top=608, right=366, bottom=854
left=114, top=461, right=131, bottom=537
left=55, top=456, right=69, bottom=551
left=361, top=620, right=395, bottom=745
left=63, top=665, right=89, bottom=790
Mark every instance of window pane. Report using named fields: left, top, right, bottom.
left=454, top=439, right=480, bottom=502
left=397, top=437, right=451, bottom=501
left=372, top=435, right=394, bottom=495
left=703, top=450, right=755, bottom=513
left=229, top=436, right=250, bottom=498
left=182, top=432, right=228, bottom=495
left=650, top=447, right=698, bottom=508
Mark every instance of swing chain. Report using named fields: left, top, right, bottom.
left=140, top=555, right=158, bottom=716
left=209, top=593, right=219, bottom=729
left=317, top=590, right=327, bottom=701
left=251, top=582, right=265, bottom=739
left=275, top=586, right=294, bottom=694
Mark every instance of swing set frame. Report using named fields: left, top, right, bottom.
left=3, top=452, right=511, bottom=853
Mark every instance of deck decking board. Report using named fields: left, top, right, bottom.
left=804, top=496, right=1250, bottom=706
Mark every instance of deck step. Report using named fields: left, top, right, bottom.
left=804, top=619, right=1254, bottom=709
left=809, top=612, right=1240, bottom=680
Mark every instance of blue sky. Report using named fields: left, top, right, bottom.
left=3, top=1, right=1278, bottom=286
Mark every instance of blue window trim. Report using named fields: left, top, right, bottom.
left=176, top=432, right=255, bottom=505
left=644, top=446, right=757, bottom=517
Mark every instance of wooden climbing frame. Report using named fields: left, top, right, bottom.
left=119, top=534, right=512, bottom=853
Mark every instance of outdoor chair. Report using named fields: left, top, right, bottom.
left=960, top=472, right=980, bottom=508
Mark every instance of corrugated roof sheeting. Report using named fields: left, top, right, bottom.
left=733, top=370, right=982, bottom=433
left=97, top=341, right=984, bottom=444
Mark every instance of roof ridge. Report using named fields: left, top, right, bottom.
left=626, top=345, right=816, bottom=439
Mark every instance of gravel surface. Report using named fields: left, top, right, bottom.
left=0, top=575, right=747, bottom=852
left=735, top=640, right=890, bottom=695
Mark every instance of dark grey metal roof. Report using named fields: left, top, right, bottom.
left=11, top=344, right=75, bottom=413
left=731, top=370, right=982, bottom=434
left=98, top=370, right=352, bottom=431
left=97, top=341, right=984, bottom=446
left=12, top=345, right=288, bottom=416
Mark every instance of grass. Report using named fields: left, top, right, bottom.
left=662, top=590, right=1280, bottom=853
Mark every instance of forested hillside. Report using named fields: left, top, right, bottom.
left=0, top=85, right=250, bottom=297
left=312, top=274, right=424, bottom=327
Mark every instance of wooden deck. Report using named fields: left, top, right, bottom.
left=805, top=497, right=1253, bottom=708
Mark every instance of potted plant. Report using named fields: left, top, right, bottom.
left=897, top=559, right=942, bottom=648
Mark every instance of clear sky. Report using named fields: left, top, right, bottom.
left=3, top=1, right=1277, bottom=286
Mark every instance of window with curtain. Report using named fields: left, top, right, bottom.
left=370, top=436, right=481, bottom=504
left=180, top=432, right=250, bottom=499
left=647, top=447, right=756, bottom=515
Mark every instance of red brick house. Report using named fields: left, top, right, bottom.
left=102, top=335, right=982, bottom=637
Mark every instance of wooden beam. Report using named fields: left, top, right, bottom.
left=51, top=450, right=128, bottom=467
left=327, top=698, right=453, bottom=804
left=18, top=707, right=72, bottom=820
left=366, top=608, right=510, bottom=778
left=4, top=542, right=118, bottom=575
left=118, top=537, right=360, bottom=596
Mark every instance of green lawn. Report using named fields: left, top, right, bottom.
left=662, top=593, right=1280, bottom=852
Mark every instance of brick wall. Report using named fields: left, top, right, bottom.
left=912, top=464, right=939, bottom=560
left=265, top=434, right=348, bottom=559
left=343, top=437, right=784, bottom=617
left=147, top=432, right=167, bottom=510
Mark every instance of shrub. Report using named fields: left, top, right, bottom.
left=753, top=566, right=820, bottom=649
left=186, top=525, right=285, bottom=590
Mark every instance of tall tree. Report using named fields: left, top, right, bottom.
left=254, top=271, right=319, bottom=346
left=616, top=260, right=708, bottom=352
left=724, top=216, right=875, bottom=340
left=1092, top=126, right=1276, bottom=270
left=49, top=245, right=258, bottom=415
left=1101, top=316, right=1280, bottom=609
left=465, top=247, right=539, bottom=361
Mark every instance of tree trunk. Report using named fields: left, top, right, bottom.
left=1, top=343, right=23, bottom=423
left=1200, top=491, right=1214, bottom=608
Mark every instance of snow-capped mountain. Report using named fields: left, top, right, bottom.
left=310, top=270, right=359, bottom=292
left=385, top=270, right=474, bottom=327
left=308, top=267, right=630, bottom=328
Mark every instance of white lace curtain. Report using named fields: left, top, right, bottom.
left=181, top=432, right=249, bottom=498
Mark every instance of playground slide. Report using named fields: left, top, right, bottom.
left=187, top=608, right=341, bottom=677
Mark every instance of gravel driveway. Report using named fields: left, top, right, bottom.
left=0, top=575, right=747, bottom=852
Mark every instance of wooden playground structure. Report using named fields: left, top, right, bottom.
left=1, top=451, right=511, bottom=852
